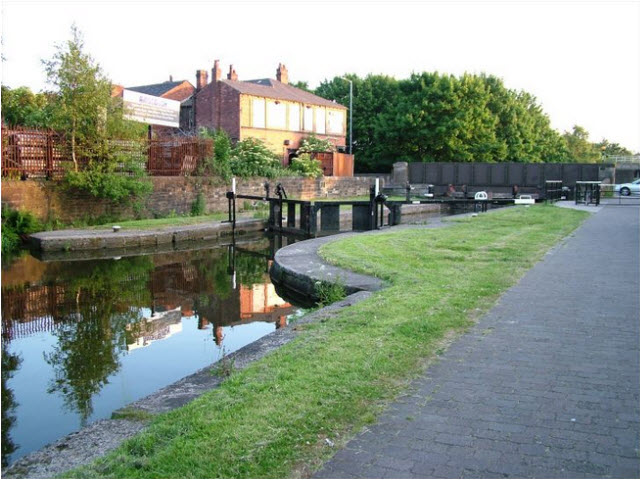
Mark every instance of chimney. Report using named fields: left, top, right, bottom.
left=227, top=64, right=238, bottom=81
left=196, top=69, right=208, bottom=90
left=276, top=63, right=288, bottom=84
left=169, top=75, right=173, bottom=82
left=212, top=59, right=221, bottom=82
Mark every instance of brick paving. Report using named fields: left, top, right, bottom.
left=316, top=205, right=640, bottom=478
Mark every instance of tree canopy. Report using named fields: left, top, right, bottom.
left=315, top=73, right=633, bottom=172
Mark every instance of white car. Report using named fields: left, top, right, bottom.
left=615, top=179, right=640, bottom=196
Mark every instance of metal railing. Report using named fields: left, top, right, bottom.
left=575, top=181, right=601, bottom=206
left=544, top=180, right=563, bottom=203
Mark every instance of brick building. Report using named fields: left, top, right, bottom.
left=192, top=61, right=348, bottom=164
left=112, top=77, right=196, bottom=134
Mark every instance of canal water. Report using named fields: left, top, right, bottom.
left=1, top=235, right=300, bottom=468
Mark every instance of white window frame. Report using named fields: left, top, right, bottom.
left=288, top=104, right=300, bottom=131
left=252, top=98, right=266, bottom=128
left=267, top=101, right=286, bottom=129
left=315, top=108, right=326, bottom=134
left=303, top=105, right=314, bottom=132
left=327, top=110, right=344, bottom=135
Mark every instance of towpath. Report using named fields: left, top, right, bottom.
left=316, top=205, right=640, bottom=478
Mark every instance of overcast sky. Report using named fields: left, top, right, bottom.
left=2, top=0, right=639, bottom=152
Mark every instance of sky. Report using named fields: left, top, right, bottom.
left=2, top=0, right=639, bottom=152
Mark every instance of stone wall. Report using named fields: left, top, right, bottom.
left=1, top=176, right=378, bottom=224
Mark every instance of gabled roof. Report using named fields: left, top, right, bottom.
left=127, top=80, right=187, bottom=97
left=220, top=78, right=347, bottom=109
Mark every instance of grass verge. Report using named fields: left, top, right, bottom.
left=66, top=205, right=588, bottom=478
left=85, top=213, right=231, bottom=230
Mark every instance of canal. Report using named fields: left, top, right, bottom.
left=1, top=235, right=300, bottom=468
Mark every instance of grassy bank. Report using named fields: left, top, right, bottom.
left=68, top=205, right=588, bottom=478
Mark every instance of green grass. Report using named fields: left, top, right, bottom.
left=66, top=205, right=588, bottom=479
left=85, top=213, right=234, bottom=231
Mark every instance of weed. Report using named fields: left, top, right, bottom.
left=314, top=279, right=346, bottom=307
left=191, top=192, right=206, bottom=216
left=111, top=408, right=155, bottom=422
left=211, top=346, right=235, bottom=378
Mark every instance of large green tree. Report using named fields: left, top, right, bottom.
left=315, top=72, right=575, bottom=172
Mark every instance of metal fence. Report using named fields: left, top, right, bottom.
left=1, top=126, right=71, bottom=178
left=1, top=125, right=214, bottom=178
left=598, top=184, right=640, bottom=205
left=148, top=137, right=212, bottom=176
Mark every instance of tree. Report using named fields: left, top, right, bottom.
left=0, top=86, right=56, bottom=127
left=314, top=72, right=573, bottom=172
left=562, top=125, right=600, bottom=163
left=595, top=139, right=634, bottom=158
left=43, top=24, right=112, bottom=171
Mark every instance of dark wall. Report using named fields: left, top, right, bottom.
left=406, top=162, right=605, bottom=187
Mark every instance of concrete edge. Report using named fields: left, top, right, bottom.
left=29, top=218, right=267, bottom=252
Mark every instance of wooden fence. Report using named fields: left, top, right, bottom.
left=313, top=152, right=355, bottom=177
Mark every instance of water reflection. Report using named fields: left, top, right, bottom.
left=2, top=343, right=21, bottom=468
left=0, top=235, right=299, bottom=466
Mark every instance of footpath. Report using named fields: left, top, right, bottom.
left=316, top=205, right=640, bottom=479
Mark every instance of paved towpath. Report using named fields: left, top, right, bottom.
left=316, top=205, right=639, bottom=478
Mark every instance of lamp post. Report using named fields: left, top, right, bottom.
left=340, top=77, right=353, bottom=155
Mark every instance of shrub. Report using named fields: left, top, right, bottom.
left=191, top=192, right=206, bottom=216
left=61, top=153, right=152, bottom=204
left=230, top=137, right=284, bottom=178
left=288, top=153, right=322, bottom=178
left=198, top=128, right=232, bottom=180
left=297, top=135, right=336, bottom=154
left=1, top=206, right=43, bottom=255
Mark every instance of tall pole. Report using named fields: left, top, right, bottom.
left=341, top=77, right=353, bottom=155
left=349, top=79, right=353, bottom=155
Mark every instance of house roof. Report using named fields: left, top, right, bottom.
left=220, top=78, right=347, bottom=109
left=127, top=80, right=187, bottom=98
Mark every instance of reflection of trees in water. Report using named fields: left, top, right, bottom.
left=194, top=246, right=269, bottom=301
left=43, top=257, right=153, bottom=424
left=1, top=343, right=22, bottom=468
left=3, top=243, right=276, bottom=432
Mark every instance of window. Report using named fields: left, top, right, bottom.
left=252, top=98, right=265, bottom=128
left=303, top=106, right=314, bottom=131
left=327, top=110, right=344, bottom=135
left=288, top=104, right=300, bottom=131
left=267, top=101, right=286, bottom=129
left=316, top=108, right=326, bottom=134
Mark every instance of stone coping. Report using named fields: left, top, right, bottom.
left=29, top=218, right=267, bottom=252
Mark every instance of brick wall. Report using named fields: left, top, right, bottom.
left=1, top=176, right=377, bottom=224
left=194, top=81, right=241, bottom=140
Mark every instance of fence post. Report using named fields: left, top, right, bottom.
left=46, top=132, right=54, bottom=179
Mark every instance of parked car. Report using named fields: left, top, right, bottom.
left=614, top=179, right=640, bottom=196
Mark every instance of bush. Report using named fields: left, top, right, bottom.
left=62, top=153, right=152, bottom=204
left=1, top=206, right=43, bottom=255
left=297, top=135, right=336, bottom=154
left=198, top=128, right=232, bottom=180
left=191, top=192, right=206, bottom=216
left=230, top=138, right=284, bottom=178
left=288, top=153, right=322, bottom=178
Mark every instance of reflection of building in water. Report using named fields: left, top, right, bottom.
left=125, top=308, right=182, bottom=351
left=2, top=250, right=295, bottom=346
